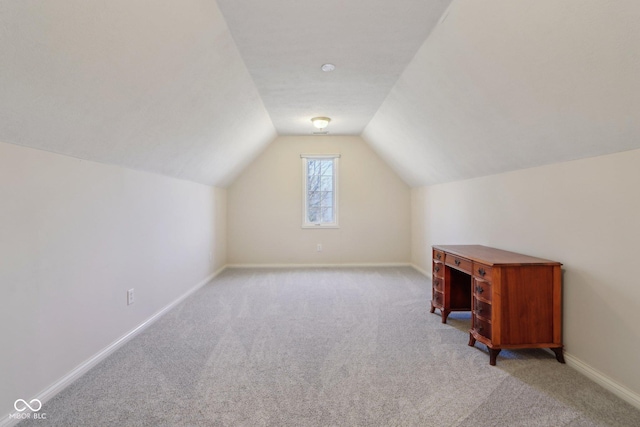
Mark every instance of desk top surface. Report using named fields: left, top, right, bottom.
left=433, top=245, right=561, bottom=266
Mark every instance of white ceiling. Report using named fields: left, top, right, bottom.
left=364, top=0, right=640, bottom=186
left=216, top=0, right=452, bottom=135
left=1, top=0, right=639, bottom=188
left=0, top=0, right=275, bottom=187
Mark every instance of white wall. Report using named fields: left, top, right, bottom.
left=412, top=148, right=640, bottom=401
left=228, top=136, right=411, bottom=265
left=0, top=141, right=226, bottom=418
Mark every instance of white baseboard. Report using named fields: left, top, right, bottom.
left=226, top=262, right=411, bottom=269
left=410, top=263, right=431, bottom=278
left=564, top=352, right=640, bottom=410
left=1, top=266, right=226, bottom=427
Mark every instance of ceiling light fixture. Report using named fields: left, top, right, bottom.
left=311, top=117, right=331, bottom=130
left=321, top=63, right=336, bottom=72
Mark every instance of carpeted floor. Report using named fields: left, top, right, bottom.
left=20, top=267, right=640, bottom=426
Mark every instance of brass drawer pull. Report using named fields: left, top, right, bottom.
left=478, top=268, right=486, bottom=276
left=476, top=286, right=484, bottom=294
left=455, top=259, right=461, bottom=266
left=436, top=253, right=442, bottom=260
left=434, top=266, right=440, bottom=272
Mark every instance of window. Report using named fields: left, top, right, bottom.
left=301, top=154, right=339, bottom=228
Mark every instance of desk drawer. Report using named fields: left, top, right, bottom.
left=473, top=278, right=492, bottom=302
left=445, top=254, right=472, bottom=274
left=474, top=297, right=492, bottom=320
left=432, top=261, right=444, bottom=278
left=473, top=262, right=493, bottom=280
left=432, top=290, right=444, bottom=307
left=432, top=277, right=444, bottom=293
left=474, top=317, right=492, bottom=340
left=433, top=249, right=445, bottom=262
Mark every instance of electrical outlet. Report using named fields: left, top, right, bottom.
left=317, top=243, right=322, bottom=252
left=127, top=288, right=135, bottom=305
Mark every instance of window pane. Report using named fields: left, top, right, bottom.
left=308, top=191, right=321, bottom=208
left=319, top=191, right=332, bottom=207
left=320, top=176, right=333, bottom=191
left=321, top=207, right=333, bottom=222
left=308, top=208, right=320, bottom=223
left=308, top=176, right=321, bottom=191
left=307, top=160, right=320, bottom=177
left=320, top=161, right=333, bottom=175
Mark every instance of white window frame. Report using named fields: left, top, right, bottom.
left=301, top=154, right=340, bottom=228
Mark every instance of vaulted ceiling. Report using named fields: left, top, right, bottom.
left=1, top=1, right=639, bottom=188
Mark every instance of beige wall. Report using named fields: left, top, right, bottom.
left=412, top=148, right=640, bottom=401
left=228, top=136, right=411, bottom=265
left=0, top=141, right=226, bottom=418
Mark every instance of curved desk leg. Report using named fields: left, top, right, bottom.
left=430, top=301, right=436, bottom=313
left=468, top=333, right=476, bottom=347
left=551, top=347, right=565, bottom=364
left=441, top=309, right=450, bottom=323
left=489, top=348, right=502, bottom=366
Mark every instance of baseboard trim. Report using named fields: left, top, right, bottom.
left=1, top=266, right=226, bottom=427
left=410, top=263, right=431, bottom=278
left=564, top=352, right=640, bottom=410
left=226, top=262, right=411, bottom=269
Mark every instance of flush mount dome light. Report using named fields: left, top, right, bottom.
left=321, top=63, right=336, bottom=72
left=311, top=117, right=331, bottom=130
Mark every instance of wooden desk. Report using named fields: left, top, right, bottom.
left=431, top=245, right=564, bottom=365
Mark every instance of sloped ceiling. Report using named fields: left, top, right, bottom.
left=216, top=0, right=452, bottom=135
left=1, top=1, right=639, bottom=188
left=0, top=0, right=276, bottom=187
left=363, top=0, right=640, bottom=187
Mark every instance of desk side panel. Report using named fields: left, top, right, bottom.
left=500, top=266, right=555, bottom=346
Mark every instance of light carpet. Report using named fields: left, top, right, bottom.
left=19, top=267, right=640, bottom=426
